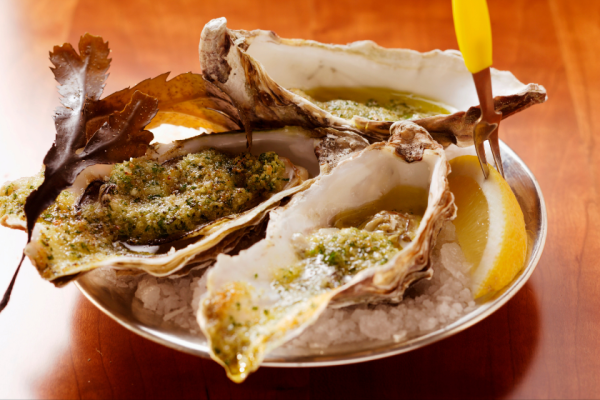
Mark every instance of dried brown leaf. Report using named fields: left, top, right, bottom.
left=3, top=34, right=155, bottom=312
left=82, top=91, right=157, bottom=161
left=24, top=34, right=158, bottom=237
left=87, top=72, right=241, bottom=137
left=48, top=34, right=111, bottom=166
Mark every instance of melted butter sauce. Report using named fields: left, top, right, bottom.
left=333, top=185, right=429, bottom=229
left=292, top=86, right=451, bottom=121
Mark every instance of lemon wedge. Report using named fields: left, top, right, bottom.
left=448, top=155, right=527, bottom=299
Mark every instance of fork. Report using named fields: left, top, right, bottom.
left=452, top=0, right=504, bottom=178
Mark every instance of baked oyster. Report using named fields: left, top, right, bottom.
left=199, top=17, right=546, bottom=147
left=199, top=121, right=455, bottom=382
left=0, top=124, right=373, bottom=285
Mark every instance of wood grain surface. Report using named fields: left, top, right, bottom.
left=0, top=0, right=598, bottom=398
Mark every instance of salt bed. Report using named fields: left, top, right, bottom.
left=93, top=221, right=476, bottom=346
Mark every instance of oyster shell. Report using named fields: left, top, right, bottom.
left=199, top=18, right=546, bottom=146
left=198, top=121, right=455, bottom=382
left=1, top=126, right=368, bottom=285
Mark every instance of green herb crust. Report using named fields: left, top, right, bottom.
left=0, top=150, right=289, bottom=274
left=275, top=227, right=400, bottom=295
left=205, top=227, right=403, bottom=381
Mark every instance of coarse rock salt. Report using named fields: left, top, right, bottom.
left=131, top=272, right=206, bottom=331
left=114, top=221, right=475, bottom=348
left=136, top=277, right=161, bottom=311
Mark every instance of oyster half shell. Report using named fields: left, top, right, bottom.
left=198, top=121, right=455, bottom=382
left=4, top=126, right=367, bottom=285
left=200, top=17, right=546, bottom=147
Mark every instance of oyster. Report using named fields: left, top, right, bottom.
left=0, top=126, right=368, bottom=285
left=198, top=121, right=455, bottom=382
left=199, top=18, right=546, bottom=146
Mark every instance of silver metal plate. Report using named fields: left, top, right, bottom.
left=76, top=141, right=547, bottom=367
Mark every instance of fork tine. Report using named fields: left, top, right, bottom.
left=488, top=127, right=504, bottom=178
left=474, top=124, right=490, bottom=179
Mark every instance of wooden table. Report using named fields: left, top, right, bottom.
left=0, top=0, right=597, bottom=398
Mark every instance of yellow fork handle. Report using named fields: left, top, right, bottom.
left=452, top=0, right=493, bottom=74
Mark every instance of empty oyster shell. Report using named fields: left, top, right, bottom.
left=198, top=121, right=455, bottom=382
left=199, top=17, right=546, bottom=147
